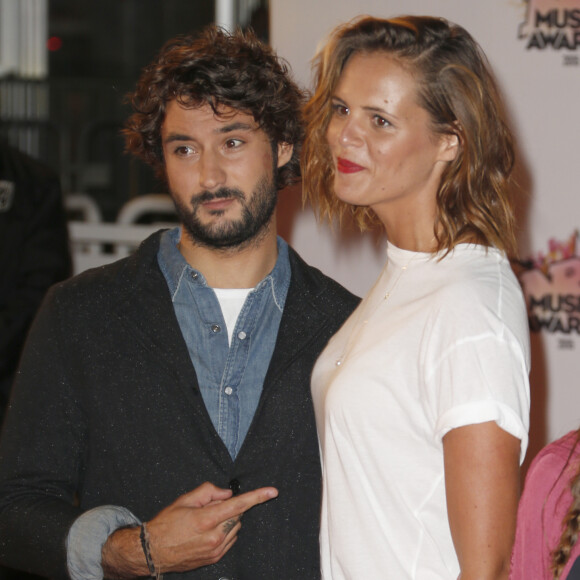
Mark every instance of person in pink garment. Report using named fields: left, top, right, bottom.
left=511, top=430, right=580, bottom=579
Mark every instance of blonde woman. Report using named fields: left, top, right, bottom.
left=303, top=15, right=531, bottom=579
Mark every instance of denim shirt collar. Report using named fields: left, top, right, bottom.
left=158, top=227, right=290, bottom=310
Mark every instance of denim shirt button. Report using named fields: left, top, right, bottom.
left=237, top=331, right=247, bottom=340
left=224, top=386, right=233, bottom=396
left=211, top=324, right=221, bottom=333
left=191, top=271, right=198, bottom=280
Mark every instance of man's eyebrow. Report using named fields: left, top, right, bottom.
left=163, top=133, right=193, bottom=144
left=215, top=121, right=256, bottom=134
left=163, top=122, right=256, bottom=144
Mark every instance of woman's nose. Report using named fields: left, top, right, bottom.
left=337, top=117, right=363, bottom=147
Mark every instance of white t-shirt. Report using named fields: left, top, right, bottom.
left=311, top=242, right=530, bottom=579
left=213, top=287, right=252, bottom=345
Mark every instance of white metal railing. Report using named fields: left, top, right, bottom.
left=66, top=193, right=177, bottom=275
left=67, top=221, right=166, bottom=275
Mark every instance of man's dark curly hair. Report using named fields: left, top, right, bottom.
left=123, top=25, right=305, bottom=190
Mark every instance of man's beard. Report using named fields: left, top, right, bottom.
left=173, top=174, right=278, bottom=250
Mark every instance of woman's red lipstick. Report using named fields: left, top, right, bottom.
left=337, top=157, right=364, bottom=174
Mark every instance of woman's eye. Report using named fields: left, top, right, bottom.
left=332, top=103, right=349, bottom=117
left=373, top=115, right=389, bottom=128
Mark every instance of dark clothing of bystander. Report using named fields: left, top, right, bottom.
left=0, top=142, right=71, bottom=423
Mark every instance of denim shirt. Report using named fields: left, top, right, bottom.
left=66, top=227, right=291, bottom=579
left=158, top=227, right=290, bottom=459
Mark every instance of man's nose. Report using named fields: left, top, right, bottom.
left=198, top=152, right=226, bottom=190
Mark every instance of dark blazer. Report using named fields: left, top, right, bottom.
left=0, top=231, right=359, bottom=580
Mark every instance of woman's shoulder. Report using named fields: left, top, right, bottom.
left=424, top=245, right=523, bottom=319
left=436, top=244, right=512, bottom=285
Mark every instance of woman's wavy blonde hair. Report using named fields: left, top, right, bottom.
left=302, top=15, right=517, bottom=256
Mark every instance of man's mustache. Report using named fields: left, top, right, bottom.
left=191, top=187, right=245, bottom=206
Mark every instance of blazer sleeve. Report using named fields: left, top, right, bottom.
left=0, top=286, right=84, bottom=580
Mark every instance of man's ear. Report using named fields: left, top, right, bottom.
left=277, top=142, right=294, bottom=168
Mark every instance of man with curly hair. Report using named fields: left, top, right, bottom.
left=0, top=26, right=358, bottom=580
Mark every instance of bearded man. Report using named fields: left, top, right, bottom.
left=0, top=26, right=358, bottom=580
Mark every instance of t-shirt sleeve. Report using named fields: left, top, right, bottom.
left=429, top=333, right=530, bottom=463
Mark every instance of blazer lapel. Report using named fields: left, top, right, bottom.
left=262, top=249, right=333, bottom=392
left=111, top=234, right=232, bottom=462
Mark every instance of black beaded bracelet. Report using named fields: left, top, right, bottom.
left=139, top=522, right=157, bottom=578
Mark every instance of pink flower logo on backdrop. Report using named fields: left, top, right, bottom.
left=517, top=231, right=580, bottom=335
